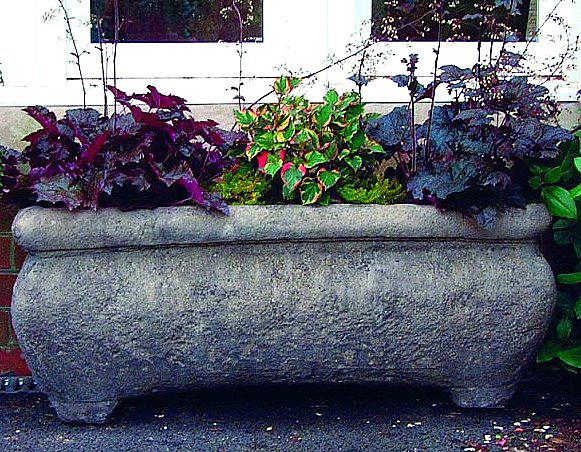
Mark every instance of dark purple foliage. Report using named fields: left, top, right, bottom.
left=366, top=53, right=573, bottom=226
left=1, top=86, right=246, bottom=212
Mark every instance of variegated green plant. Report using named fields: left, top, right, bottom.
left=234, top=77, right=386, bottom=205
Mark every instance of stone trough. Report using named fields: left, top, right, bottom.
left=11, top=204, right=555, bottom=423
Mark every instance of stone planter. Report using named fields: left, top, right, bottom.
left=11, top=204, right=555, bottom=423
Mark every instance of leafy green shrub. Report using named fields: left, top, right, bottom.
left=210, top=161, right=273, bottom=205
left=529, top=129, right=581, bottom=371
left=337, top=161, right=407, bottom=204
left=234, top=77, right=398, bottom=205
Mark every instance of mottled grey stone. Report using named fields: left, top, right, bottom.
left=11, top=205, right=556, bottom=424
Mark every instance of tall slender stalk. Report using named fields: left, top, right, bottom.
left=356, top=48, right=368, bottom=98
left=57, top=0, right=86, bottom=109
left=95, top=15, right=108, bottom=117
left=247, top=7, right=439, bottom=109
left=113, top=0, right=120, bottom=128
left=232, top=0, right=245, bottom=110
left=424, top=1, right=444, bottom=164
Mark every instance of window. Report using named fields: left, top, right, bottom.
left=371, top=0, right=538, bottom=42
left=91, top=0, right=263, bottom=43
left=0, top=0, right=578, bottom=106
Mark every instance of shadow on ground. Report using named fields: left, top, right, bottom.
left=0, top=370, right=579, bottom=451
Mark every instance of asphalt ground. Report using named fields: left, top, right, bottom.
left=0, top=369, right=579, bottom=451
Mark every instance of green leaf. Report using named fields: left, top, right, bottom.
left=338, top=149, right=350, bottom=160
left=574, top=238, right=581, bottom=258
left=554, top=229, right=575, bottom=245
left=575, top=297, right=581, bottom=319
left=254, top=132, right=275, bottom=150
left=350, top=130, right=366, bottom=150
left=537, top=340, right=562, bottom=363
left=274, top=77, right=290, bottom=95
left=318, top=170, right=341, bottom=189
left=529, top=163, right=551, bottom=176
left=264, top=154, right=283, bottom=177
left=570, top=183, right=581, bottom=199
left=575, top=157, right=581, bottom=174
left=528, top=175, right=542, bottom=190
left=246, top=144, right=263, bottom=160
left=315, top=105, right=333, bottom=129
left=542, top=186, right=577, bottom=219
left=557, top=272, right=581, bottom=284
left=282, top=122, right=296, bottom=141
left=300, top=181, right=323, bottom=205
left=234, top=109, right=255, bottom=126
left=342, top=121, right=359, bottom=140
left=324, top=89, right=339, bottom=105
left=305, top=151, right=328, bottom=169
left=289, top=77, right=301, bottom=89
left=282, top=165, right=304, bottom=192
left=365, top=140, right=385, bottom=154
left=557, top=346, right=581, bottom=368
left=557, top=313, right=573, bottom=341
left=294, top=128, right=311, bottom=145
left=319, top=190, right=331, bottom=206
left=345, top=155, right=363, bottom=171
left=553, top=218, right=577, bottom=229
left=544, top=167, right=562, bottom=184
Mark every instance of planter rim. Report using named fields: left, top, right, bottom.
left=13, top=203, right=551, bottom=252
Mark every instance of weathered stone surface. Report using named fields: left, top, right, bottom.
left=11, top=205, right=556, bottom=423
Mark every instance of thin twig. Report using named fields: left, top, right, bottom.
left=113, top=0, right=120, bottom=129
left=95, top=16, right=108, bottom=117
left=357, top=48, right=368, bottom=98
left=57, top=0, right=86, bottom=109
left=424, top=2, right=444, bottom=164
left=232, top=0, right=244, bottom=110
left=247, top=7, right=439, bottom=109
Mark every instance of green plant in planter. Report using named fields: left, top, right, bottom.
left=209, top=161, right=272, bottom=205
left=234, top=76, right=395, bottom=205
left=529, top=129, right=581, bottom=371
left=337, top=160, right=407, bottom=204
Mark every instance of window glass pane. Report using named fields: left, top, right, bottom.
left=91, top=0, right=263, bottom=43
left=371, top=0, right=538, bottom=42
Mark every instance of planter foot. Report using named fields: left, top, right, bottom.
left=449, top=383, right=517, bottom=409
left=50, top=399, right=118, bottom=424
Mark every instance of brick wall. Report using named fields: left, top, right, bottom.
left=0, top=205, right=30, bottom=376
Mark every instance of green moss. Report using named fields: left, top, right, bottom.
left=337, top=173, right=407, bottom=205
left=211, top=162, right=273, bottom=205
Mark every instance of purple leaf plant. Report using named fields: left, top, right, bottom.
left=0, top=86, right=246, bottom=213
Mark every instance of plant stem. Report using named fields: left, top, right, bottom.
left=232, top=0, right=244, bottom=110
left=96, top=16, right=108, bottom=117
left=247, top=7, right=439, bottom=109
left=57, top=0, right=86, bottom=109
left=425, top=1, right=444, bottom=164
left=357, top=48, right=368, bottom=98
left=113, top=0, right=120, bottom=129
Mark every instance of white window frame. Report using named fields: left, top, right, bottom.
left=0, top=0, right=333, bottom=106
left=327, top=0, right=580, bottom=102
left=0, top=0, right=579, bottom=107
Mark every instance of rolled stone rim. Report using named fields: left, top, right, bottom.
left=12, top=203, right=552, bottom=253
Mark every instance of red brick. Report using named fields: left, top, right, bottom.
left=0, top=349, right=31, bottom=376
left=14, top=243, right=26, bottom=269
left=0, top=311, right=10, bottom=346
left=0, top=275, right=17, bottom=307
left=0, top=236, right=10, bottom=269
